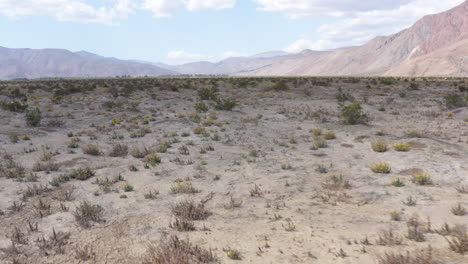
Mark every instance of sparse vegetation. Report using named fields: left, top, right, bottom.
left=371, top=162, right=391, bottom=173
left=340, top=101, right=368, bottom=124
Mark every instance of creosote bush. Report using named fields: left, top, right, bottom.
left=340, top=101, right=368, bottom=125
left=69, top=167, right=95, bottom=181
left=25, top=107, right=42, bottom=127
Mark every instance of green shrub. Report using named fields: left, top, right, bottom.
left=194, top=102, right=208, bottom=112
left=69, top=167, right=95, bottom=181
left=371, top=139, right=388, bottom=152
left=271, top=81, right=289, bottom=91
left=198, top=87, right=219, bottom=100
left=25, top=107, right=42, bottom=127
left=393, top=143, right=410, bottom=152
left=371, top=162, right=391, bottom=174
left=340, top=102, right=368, bottom=125
left=0, top=100, right=28, bottom=112
left=444, top=94, right=466, bottom=109
left=215, top=99, right=237, bottom=111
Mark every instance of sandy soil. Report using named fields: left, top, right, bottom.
left=0, top=77, right=466, bottom=264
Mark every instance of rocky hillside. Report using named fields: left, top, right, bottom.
left=240, top=0, right=468, bottom=77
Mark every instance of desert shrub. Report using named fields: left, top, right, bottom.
left=248, top=148, right=258, bottom=157
left=390, top=211, right=402, bottom=221
left=9, top=133, right=19, bottom=143
left=198, top=87, right=219, bottom=101
left=324, top=131, right=336, bottom=140
left=171, top=200, right=211, bottom=220
left=73, top=201, right=104, bottom=228
left=215, top=98, right=237, bottom=111
left=446, top=225, right=468, bottom=254
left=170, top=181, right=200, bottom=194
left=412, top=173, right=432, bottom=185
left=371, top=162, right=391, bottom=174
left=393, top=143, right=410, bottom=152
left=335, top=88, right=351, bottom=102
left=0, top=100, right=28, bottom=112
left=444, top=94, right=466, bottom=109
left=143, top=235, right=216, bottom=264
left=32, top=161, right=60, bottom=172
left=225, top=249, right=242, bottom=260
left=69, top=167, right=95, bottom=181
left=130, top=126, right=151, bottom=138
left=451, top=203, right=466, bottom=216
left=376, top=228, right=403, bottom=246
left=340, top=102, right=368, bottom=125
left=46, top=118, right=65, bottom=128
left=169, top=218, right=196, bottom=231
left=311, top=128, right=322, bottom=136
left=25, top=107, right=42, bottom=127
left=82, top=144, right=101, bottom=156
left=407, top=130, right=423, bottom=138
left=67, top=138, right=80, bottom=148
left=123, top=183, right=134, bottom=192
left=271, top=81, right=289, bottom=91
left=109, top=144, right=128, bottom=157
left=130, top=146, right=152, bottom=158
left=194, top=102, right=208, bottom=113
left=145, top=153, right=161, bottom=166
left=323, top=174, right=351, bottom=190
left=313, top=137, right=327, bottom=149
left=391, top=178, right=405, bottom=187
left=193, top=126, right=208, bottom=136
left=408, top=82, right=419, bottom=90
left=50, top=174, right=71, bottom=187
left=371, top=139, right=388, bottom=152
left=377, top=246, right=438, bottom=264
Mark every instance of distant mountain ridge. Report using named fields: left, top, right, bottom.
left=0, top=1, right=467, bottom=79
left=0, top=47, right=177, bottom=79
left=156, top=51, right=290, bottom=75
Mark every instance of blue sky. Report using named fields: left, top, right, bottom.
left=0, top=0, right=464, bottom=64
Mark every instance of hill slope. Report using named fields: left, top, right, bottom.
left=240, top=0, right=468, bottom=77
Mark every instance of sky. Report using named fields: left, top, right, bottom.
left=0, top=0, right=465, bottom=65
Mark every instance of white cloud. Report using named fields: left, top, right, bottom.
left=185, top=0, right=235, bottom=11
left=0, top=0, right=134, bottom=24
left=254, top=0, right=414, bottom=18
left=141, top=0, right=235, bottom=17
left=0, top=0, right=236, bottom=23
left=283, top=0, right=465, bottom=51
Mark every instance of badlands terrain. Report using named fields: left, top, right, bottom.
left=0, top=77, right=467, bottom=264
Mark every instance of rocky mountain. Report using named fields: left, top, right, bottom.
left=240, top=0, right=468, bottom=77
left=0, top=47, right=177, bottom=80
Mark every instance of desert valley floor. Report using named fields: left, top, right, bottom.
left=0, top=77, right=467, bottom=264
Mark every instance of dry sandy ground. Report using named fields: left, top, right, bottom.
left=0, top=77, right=467, bottom=264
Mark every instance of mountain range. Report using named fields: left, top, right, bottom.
left=0, top=0, right=467, bottom=79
